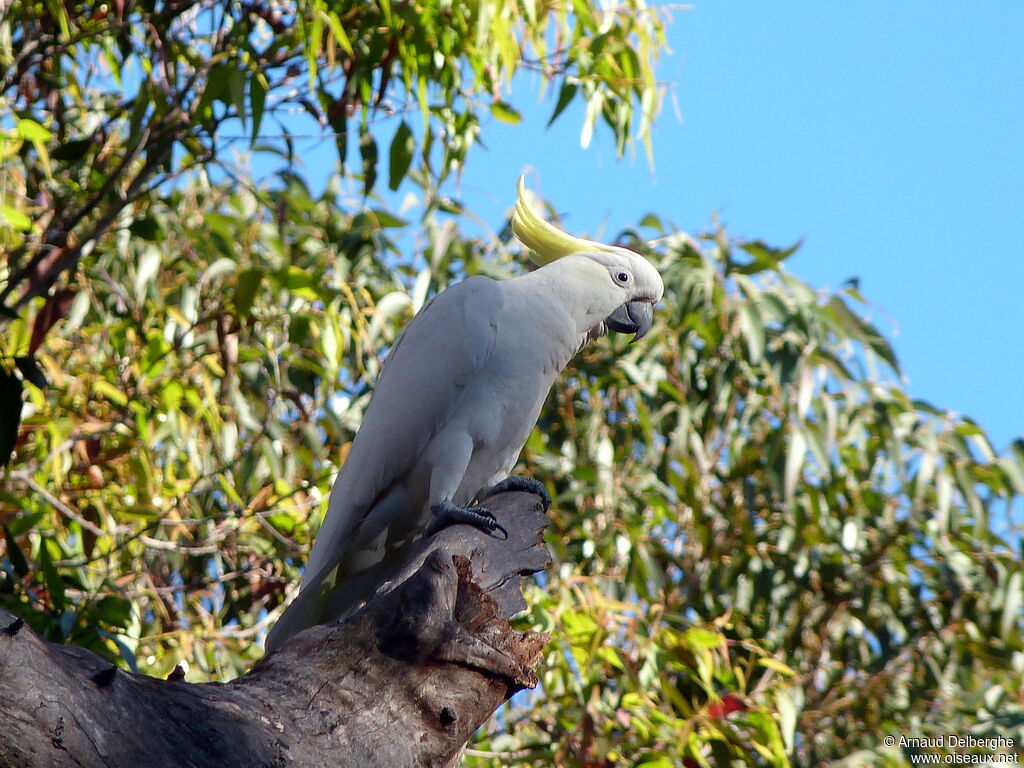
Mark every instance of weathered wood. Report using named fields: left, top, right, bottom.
left=0, top=491, right=551, bottom=768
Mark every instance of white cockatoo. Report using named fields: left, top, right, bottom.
left=265, top=177, right=664, bottom=652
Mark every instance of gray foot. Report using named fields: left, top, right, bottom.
left=427, top=500, right=508, bottom=539
left=482, top=475, right=551, bottom=512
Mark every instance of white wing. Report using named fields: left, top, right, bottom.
left=265, top=276, right=503, bottom=649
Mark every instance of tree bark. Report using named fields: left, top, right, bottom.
left=0, top=491, right=551, bottom=768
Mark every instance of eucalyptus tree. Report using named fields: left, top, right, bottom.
left=1, top=1, right=1021, bottom=766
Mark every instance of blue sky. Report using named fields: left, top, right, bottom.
left=450, top=1, right=1024, bottom=452
left=269, top=2, right=1023, bottom=451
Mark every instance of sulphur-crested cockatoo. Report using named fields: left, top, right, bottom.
left=265, top=177, right=664, bottom=652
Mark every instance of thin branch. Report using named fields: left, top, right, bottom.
left=137, top=536, right=223, bottom=555
left=13, top=472, right=128, bottom=538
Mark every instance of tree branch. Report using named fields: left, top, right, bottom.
left=0, top=491, right=551, bottom=768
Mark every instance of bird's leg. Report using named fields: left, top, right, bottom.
left=481, top=475, right=551, bottom=512
left=427, top=500, right=508, bottom=539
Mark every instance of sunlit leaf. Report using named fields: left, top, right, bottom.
left=1, top=205, right=32, bottom=231
left=15, top=118, right=51, bottom=143
left=489, top=101, right=522, bottom=124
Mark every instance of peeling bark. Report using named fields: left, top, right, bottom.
left=0, top=491, right=551, bottom=768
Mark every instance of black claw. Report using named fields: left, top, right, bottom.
left=483, top=475, right=551, bottom=512
left=166, top=665, right=187, bottom=681
left=91, top=665, right=117, bottom=688
left=427, top=500, right=508, bottom=539
left=2, top=616, right=24, bottom=636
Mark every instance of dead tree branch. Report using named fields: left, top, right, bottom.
left=0, top=491, right=551, bottom=768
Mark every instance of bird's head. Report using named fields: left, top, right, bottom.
left=566, top=248, right=664, bottom=342
left=511, top=176, right=664, bottom=342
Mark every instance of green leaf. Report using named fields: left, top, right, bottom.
left=489, top=100, right=522, bottom=124
left=228, top=69, right=246, bottom=125
left=276, top=265, right=314, bottom=291
left=436, top=197, right=463, bottom=215
left=561, top=610, right=598, bottom=645
left=739, top=302, right=765, bottom=364
left=387, top=120, right=414, bottom=191
left=369, top=209, right=408, bottom=229
left=639, top=213, right=664, bottom=232
left=42, top=0, right=71, bottom=37
left=201, top=257, right=237, bottom=285
left=129, top=216, right=161, bottom=241
left=595, top=645, right=625, bottom=671
left=288, top=314, right=312, bottom=345
left=682, top=626, right=723, bottom=651
left=37, top=541, right=65, bottom=610
left=235, top=268, right=264, bottom=318
left=334, top=122, right=348, bottom=169
left=303, top=12, right=322, bottom=89
left=7, top=510, right=44, bottom=538
left=2, top=524, right=29, bottom=577
left=548, top=81, right=579, bottom=128
left=784, top=426, right=806, bottom=504
left=735, top=238, right=802, bottom=274
left=322, top=8, right=353, bottom=55
left=196, top=64, right=230, bottom=120
left=96, top=596, right=133, bottom=629
left=16, top=118, right=52, bottom=143
left=635, top=758, right=675, bottom=768
left=275, top=266, right=319, bottom=300
left=359, top=128, right=378, bottom=197
left=0, top=205, right=32, bottom=231
left=93, top=379, right=128, bottom=407
left=580, top=91, right=603, bottom=149
left=249, top=73, right=268, bottom=145
left=1001, top=571, right=1022, bottom=641
left=127, top=82, right=152, bottom=144
left=134, top=247, right=162, bottom=303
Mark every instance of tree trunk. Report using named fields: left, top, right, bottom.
left=0, top=491, right=551, bottom=768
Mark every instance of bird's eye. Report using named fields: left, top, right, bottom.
left=613, top=270, right=631, bottom=286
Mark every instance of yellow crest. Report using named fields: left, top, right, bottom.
left=512, top=175, right=623, bottom=266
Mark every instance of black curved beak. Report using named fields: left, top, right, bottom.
left=605, top=299, right=655, bottom=343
